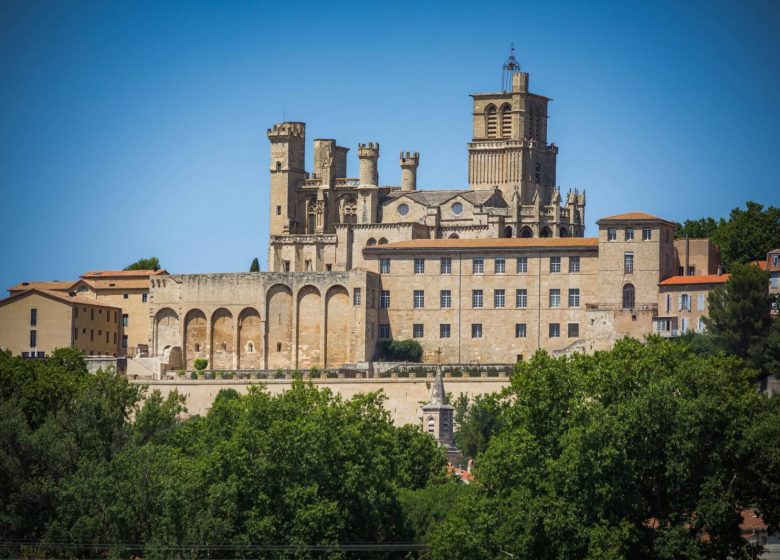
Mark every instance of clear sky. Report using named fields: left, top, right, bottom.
left=1, top=0, right=779, bottom=292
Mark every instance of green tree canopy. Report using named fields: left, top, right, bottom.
left=428, top=338, right=780, bottom=560
left=124, top=256, right=161, bottom=271
left=250, top=257, right=260, bottom=272
left=674, top=217, right=721, bottom=240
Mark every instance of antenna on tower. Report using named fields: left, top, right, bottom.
left=501, top=43, right=521, bottom=92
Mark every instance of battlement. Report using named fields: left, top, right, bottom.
left=267, top=122, right=306, bottom=140
left=400, top=151, right=420, bottom=166
left=358, top=143, right=380, bottom=157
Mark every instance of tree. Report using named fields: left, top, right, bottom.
left=249, top=257, right=260, bottom=272
left=453, top=393, right=505, bottom=464
left=193, top=357, right=208, bottom=371
left=428, top=338, right=780, bottom=560
left=715, top=201, right=780, bottom=270
left=124, top=257, right=161, bottom=271
left=377, top=339, right=423, bottom=362
left=704, top=263, right=774, bottom=373
left=674, top=217, right=721, bottom=240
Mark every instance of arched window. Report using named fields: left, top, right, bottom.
left=504, top=226, right=513, bottom=238
left=247, top=341, right=254, bottom=353
left=560, top=227, right=569, bottom=238
left=448, top=233, right=460, bottom=239
left=341, top=196, right=357, bottom=224
left=540, top=227, right=552, bottom=238
left=520, top=226, right=533, bottom=238
left=276, top=342, right=282, bottom=352
left=366, top=238, right=377, bottom=246
left=378, top=238, right=388, bottom=245
left=275, top=161, right=281, bottom=172
left=500, top=104, right=512, bottom=138
left=427, top=416, right=435, bottom=434
left=221, top=342, right=227, bottom=351
left=194, top=343, right=200, bottom=353
left=622, top=283, right=635, bottom=310
left=485, top=105, right=498, bottom=138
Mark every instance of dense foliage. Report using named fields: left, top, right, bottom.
left=674, top=201, right=780, bottom=270
left=427, top=338, right=780, bottom=559
left=0, top=349, right=445, bottom=559
left=376, top=339, right=423, bottom=362
left=124, top=257, right=162, bottom=271
left=250, top=257, right=260, bottom=272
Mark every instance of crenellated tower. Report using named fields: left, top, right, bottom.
left=267, top=122, right=306, bottom=235
left=400, top=151, right=419, bottom=192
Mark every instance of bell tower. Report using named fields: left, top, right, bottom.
left=267, top=122, right=306, bottom=235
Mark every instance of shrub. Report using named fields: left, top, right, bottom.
left=193, top=358, right=208, bottom=371
left=177, top=370, right=185, bottom=377
left=376, top=339, right=423, bottom=362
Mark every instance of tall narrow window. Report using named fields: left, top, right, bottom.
left=494, top=289, right=505, bottom=308
left=353, top=288, right=361, bottom=306
left=516, top=257, right=528, bottom=273
left=30, top=330, right=37, bottom=347
left=414, top=258, right=425, bottom=274
left=500, top=104, right=512, bottom=137
left=568, top=288, right=580, bottom=308
left=550, top=257, right=561, bottom=273
left=486, top=105, right=498, bottom=138
left=122, top=314, right=129, bottom=327
left=495, top=258, right=506, bottom=274
left=142, top=293, right=148, bottom=303
left=625, top=228, right=634, bottom=241
left=380, top=258, right=390, bottom=274
left=549, top=289, right=560, bottom=308
left=569, top=256, right=580, bottom=273
left=516, top=289, right=527, bottom=308
left=622, top=284, right=636, bottom=309
left=380, top=290, right=391, bottom=308
left=440, top=290, right=452, bottom=308
left=473, top=258, right=484, bottom=274
left=624, top=252, right=634, bottom=273
left=680, top=293, right=691, bottom=311
left=472, top=290, right=483, bottom=308
left=440, top=257, right=452, bottom=274
left=413, top=290, right=425, bottom=309
left=30, top=308, right=37, bottom=326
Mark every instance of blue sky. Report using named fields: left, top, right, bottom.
left=1, top=0, right=779, bottom=291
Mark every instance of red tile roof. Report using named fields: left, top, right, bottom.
left=752, top=260, right=768, bottom=271
left=658, top=274, right=730, bottom=286
left=81, top=269, right=166, bottom=278
left=366, top=237, right=599, bottom=250
left=0, top=288, right=120, bottom=309
left=8, top=280, right=77, bottom=293
left=597, top=211, right=672, bottom=223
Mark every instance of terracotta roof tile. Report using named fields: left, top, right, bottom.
left=751, top=260, right=768, bottom=271
left=598, top=211, right=672, bottom=223
left=81, top=269, right=167, bottom=278
left=0, top=288, right=120, bottom=309
left=8, top=280, right=77, bottom=292
left=658, top=274, right=730, bottom=286
left=367, top=237, right=599, bottom=251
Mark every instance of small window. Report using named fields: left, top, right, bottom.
left=568, top=323, right=580, bottom=338
left=122, top=314, right=129, bottom=327
left=549, top=323, right=560, bottom=338
left=276, top=342, right=282, bottom=352
left=679, top=293, right=690, bottom=311
left=687, top=266, right=695, bottom=275
left=414, top=258, right=425, bottom=274
left=427, top=416, right=435, bottom=433
left=353, top=288, right=362, bottom=306
left=495, top=258, right=506, bottom=274
left=90, top=330, right=94, bottom=342
left=106, top=332, right=109, bottom=343
left=568, top=288, right=580, bottom=308
left=471, top=323, right=482, bottom=338
left=247, top=341, right=254, bottom=352
left=516, top=257, right=528, bottom=273
left=380, top=290, right=391, bottom=308
left=625, top=228, right=634, bottom=241
left=569, top=256, right=580, bottom=273
left=473, top=258, right=484, bottom=274
left=516, top=289, right=527, bottom=308
left=379, top=324, right=390, bottom=339
left=74, top=306, right=79, bottom=318
left=325, top=264, right=332, bottom=271
left=413, top=290, right=425, bottom=309
left=413, top=323, right=424, bottom=338
left=397, top=203, right=410, bottom=217
left=608, top=228, right=617, bottom=241
left=380, top=258, right=391, bottom=274
left=90, top=309, right=94, bottom=320
left=549, top=289, right=560, bottom=308
left=123, top=293, right=128, bottom=299
left=122, top=335, right=128, bottom=349
left=451, top=202, right=464, bottom=216
left=515, top=323, right=527, bottom=338
left=440, top=324, right=451, bottom=338
left=30, top=330, right=37, bottom=347
left=276, top=205, right=282, bottom=215
left=283, top=260, right=291, bottom=272
left=666, top=294, right=672, bottom=313
left=642, top=227, right=652, bottom=241
left=142, top=293, right=148, bottom=303
left=440, top=290, right=452, bottom=308
left=624, top=252, right=634, bottom=274
left=494, top=289, right=505, bottom=308
left=472, top=290, right=483, bottom=308
left=440, top=257, right=452, bottom=274
left=305, top=259, right=313, bottom=271
left=30, top=308, right=37, bottom=326
left=550, top=257, right=561, bottom=273
left=74, top=328, right=78, bottom=341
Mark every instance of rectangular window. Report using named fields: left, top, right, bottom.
left=550, top=256, right=561, bottom=273
left=380, top=290, right=391, bottom=308
left=516, top=289, right=527, bottom=308
left=380, top=258, right=391, bottom=274
left=440, top=324, right=451, bottom=338
left=471, top=323, right=483, bottom=338
left=608, top=228, right=617, bottom=241
left=413, top=324, right=424, bottom=338
left=353, top=288, right=361, bottom=306
left=283, top=260, right=290, bottom=272
left=697, top=293, right=705, bottom=311
left=494, top=289, right=505, bottom=308
left=495, top=258, right=506, bottom=274
left=666, top=294, right=671, bottom=313
left=30, top=330, right=37, bottom=347
left=90, top=309, right=94, bottom=320
left=624, top=252, right=634, bottom=274
left=568, top=288, right=580, bottom=308
left=113, top=332, right=117, bottom=344
left=379, top=324, right=390, bottom=339
left=549, top=289, right=560, bottom=308
left=74, top=328, right=78, bottom=341
left=515, top=323, right=527, bottom=338
left=568, top=323, right=580, bottom=338
left=642, top=227, right=652, bottom=241
left=413, top=290, right=425, bottom=308
left=30, top=308, right=37, bottom=326
left=142, top=293, right=148, bottom=303
left=325, top=264, right=332, bottom=271
left=549, top=323, right=560, bottom=338
left=687, top=266, right=696, bottom=275
left=414, top=258, right=425, bottom=274
left=122, top=314, right=129, bottom=327
left=472, top=290, right=483, bottom=308
left=123, top=293, right=129, bottom=299
left=473, top=258, right=484, bottom=274
left=440, top=290, right=452, bottom=308
left=516, top=257, right=528, bottom=273
left=90, top=330, right=94, bottom=342
left=74, top=306, right=78, bottom=318
left=625, top=227, right=634, bottom=241
left=679, top=294, right=690, bottom=311
left=569, top=256, right=580, bottom=273
left=276, top=205, right=281, bottom=215
left=304, top=259, right=312, bottom=272
left=106, top=332, right=109, bottom=343
left=440, top=257, right=452, bottom=274
left=122, top=335, right=128, bottom=348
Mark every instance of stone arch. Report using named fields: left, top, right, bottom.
left=622, top=283, right=636, bottom=310
left=378, top=237, right=388, bottom=245
left=296, top=285, right=322, bottom=369
left=540, top=227, right=552, bottom=238
left=154, top=308, right=179, bottom=356
left=520, top=226, right=533, bottom=238
left=366, top=238, right=377, bottom=246
left=500, top=103, right=512, bottom=138
left=266, top=284, right=293, bottom=369
left=211, top=308, right=233, bottom=370
left=305, top=198, right=317, bottom=234
left=560, top=227, right=569, bottom=238
left=184, top=309, right=207, bottom=370
left=325, top=285, right=351, bottom=368
left=503, top=225, right=513, bottom=238
left=238, top=307, right=262, bottom=369
left=448, top=233, right=460, bottom=239
left=485, top=104, right=498, bottom=138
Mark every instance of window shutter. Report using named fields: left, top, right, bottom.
left=678, top=295, right=682, bottom=311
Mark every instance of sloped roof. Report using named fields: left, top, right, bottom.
left=385, top=189, right=502, bottom=207
left=8, top=280, right=77, bottom=293
left=81, top=269, right=167, bottom=278
left=368, top=237, right=599, bottom=251
left=0, top=288, right=120, bottom=309
left=658, top=274, right=730, bottom=286
left=597, top=211, right=673, bottom=223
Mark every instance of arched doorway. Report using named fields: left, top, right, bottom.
left=520, top=227, right=533, bottom=238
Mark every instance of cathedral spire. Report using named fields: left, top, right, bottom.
left=501, top=43, right=521, bottom=92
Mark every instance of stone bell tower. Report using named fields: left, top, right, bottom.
left=267, top=122, right=306, bottom=235
left=421, top=368, right=460, bottom=463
